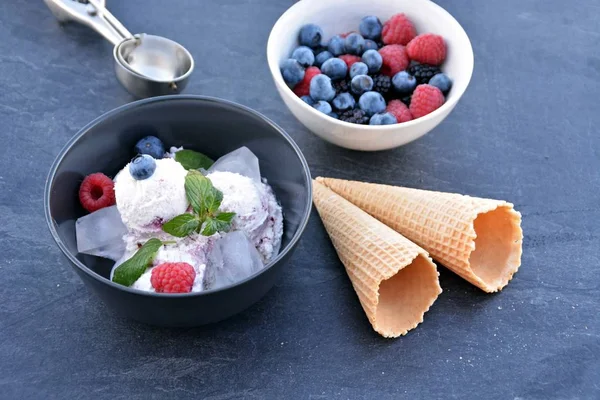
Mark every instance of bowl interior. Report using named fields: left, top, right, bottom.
left=46, top=96, right=312, bottom=285
left=267, top=0, right=473, bottom=125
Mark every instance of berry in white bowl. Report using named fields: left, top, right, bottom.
left=267, top=0, right=474, bottom=151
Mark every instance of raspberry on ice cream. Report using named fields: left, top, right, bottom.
left=114, top=157, right=188, bottom=232
left=151, top=262, right=196, bottom=293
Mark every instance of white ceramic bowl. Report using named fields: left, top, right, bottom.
left=267, top=0, right=474, bottom=151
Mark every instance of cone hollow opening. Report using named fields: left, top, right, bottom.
left=469, top=206, right=522, bottom=291
left=375, top=254, right=440, bottom=337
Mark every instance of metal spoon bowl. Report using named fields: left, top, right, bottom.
left=44, top=0, right=194, bottom=98
left=114, top=34, right=194, bottom=98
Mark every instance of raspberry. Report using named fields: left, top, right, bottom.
left=409, top=84, right=445, bottom=119
left=338, top=54, right=362, bottom=69
left=406, top=34, right=446, bottom=66
left=378, top=45, right=409, bottom=77
left=79, top=173, right=115, bottom=213
left=293, top=66, right=321, bottom=97
left=339, top=108, right=369, bottom=124
left=151, top=262, right=196, bottom=293
left=382, top=13, right=417, bottom=46
left=386, top=100, right=413, bottom=123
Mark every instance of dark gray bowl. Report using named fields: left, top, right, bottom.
left=44, top=95, right=312, bottom=327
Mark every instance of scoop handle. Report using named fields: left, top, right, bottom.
left=44, top=0, right=131, bottom=46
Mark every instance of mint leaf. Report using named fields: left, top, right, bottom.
left=175, top=149, right=214, bottom=170
left=112, top=238, right=163, bottom=287
left=162, top=213, right=199, bottom=237
left=201, top=217, right=231, bottom=236
left=184, top=170, right=224, bottom=216
left=204, top=185, right=223, bottom=214
left=184, top=170, right=210, bottom=215
left=215, top=212, right=235, bottom=223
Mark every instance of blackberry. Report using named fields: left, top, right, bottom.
left=339, top=108, right=369, bottom=125
left=333, top=78, right=351, bottom=95
left=407, top=63, right=441, bottom=85
left=400, top=96, right=412, bottom=107
left=371, top=74, right=392, bottom=97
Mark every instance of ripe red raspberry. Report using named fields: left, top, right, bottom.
left=78, top=173, right=115, bottom=213
left=378, top=45, right=409, bottom=76
left=151, top=262, right=196, bottom=293
left=338, top=54, right=362, bottom=68
left=293, top=66, right=320, bottom=96
left=406, top=33, right=446, bottom=66
left=386, top=100, right=413, bottom=123
left=382, top=13, right=417, bottom=46
left=409, top=84, right=445, bottom=119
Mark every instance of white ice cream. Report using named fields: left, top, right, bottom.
left=116, top=231, right=216, bottom=293
left=207, top=171, right=284, bottom=262
left=114, top=158, right=189, bottom=232
left=109, top=151, right=284, bottom=294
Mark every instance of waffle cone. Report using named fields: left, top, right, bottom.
left=313, top=180, right=441, bottom=338
left=316, top=177, right=523, bottom=293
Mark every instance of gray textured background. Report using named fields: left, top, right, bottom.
left=1, top=0, right=599, bottom=399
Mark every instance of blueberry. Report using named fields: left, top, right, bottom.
left=392, top=71, right=417, bottom=95
left=358, top=91, right=386, bottom=116
left=309, top=74, right=336, bottom=102
left=429, top=73, right=453, bottom=95
left=327, top=35, right=345, bottom=56
left=328, top=112, right=339, bottom=119
left=299, top=24, right=323, bottom=48
left=321, top=58, right=348, bottom=81
left=281, top=59, right=305, bottom=87
left=312, top=100, right=333, bottom=115
left=315, top=51, right=333, bottom=68
left=301, top=95, right=315, bottom=106
left=332, top=92, right=356, bottom=111
left=369, top=112, right=397, bottom=125
left=291, top=46, right=315, bottom=67
left=351, top=75, right=374, bottom=96
left=350, top=62, right=369, bottom=79
left=359, top=16, right=383, bottom=40
left=361, top=50, right=383, bottom=74
left=363, top=39, right=379, bottom=52
left=344, top=33, right=365, bottom=55
left=129, top=154, right=156, bottom=181
left=134, top=136, right=165, bottom=159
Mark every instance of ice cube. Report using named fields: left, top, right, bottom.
left=208, top=146, right=261, bottom=183
left=76, top=206, right=128, bottom=261
left=204, top=231, right=264, bottom=290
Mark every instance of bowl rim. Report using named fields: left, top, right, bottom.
left=44, top=95, right=313, bottom=298
left=266, top=0, right=474, bottom=131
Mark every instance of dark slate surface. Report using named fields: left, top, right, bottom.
left=1, top=0, right=599, bottom=398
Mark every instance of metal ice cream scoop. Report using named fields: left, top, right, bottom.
left=44, top=0, right=194, bottom=98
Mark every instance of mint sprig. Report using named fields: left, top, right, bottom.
left=161, top=214, right=199, bottom=238
left=162, top=171, right=235, bottom=238
left=175, top=149, right=214, bottom=170
left=112, top=238, right=164, bottom=286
